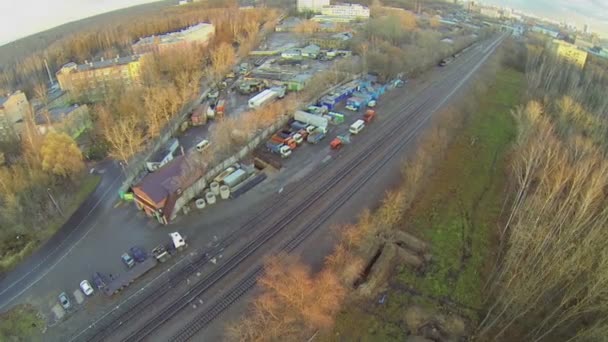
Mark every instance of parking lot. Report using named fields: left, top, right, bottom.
left=37, top=21, right=402, bottom=336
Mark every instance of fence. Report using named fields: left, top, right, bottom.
left=118, top=90, right=207, bottom=195
left=171, top=114, right=291, bottom=219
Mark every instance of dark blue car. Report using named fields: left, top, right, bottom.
left=129, top=246, right=148, bottom=263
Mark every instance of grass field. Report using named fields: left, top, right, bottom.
left=0, top=304, right=44, bottom=341
left=0, top=174, right=101, bottom=275
left=323, top=68, right=524, bottom=341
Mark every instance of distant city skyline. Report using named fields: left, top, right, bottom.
left=0, top=0, right=162, bottom=46
left=478, top=0, right=608, bottom=35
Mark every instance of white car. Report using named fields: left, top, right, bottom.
left=80, top=280, right=94, bottom=296
left=196, top=139, right=210, bottom=152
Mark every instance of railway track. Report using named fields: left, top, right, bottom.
left=167, top=35, right=506, bottom=342
left=75, top=34, right=503, bottom=342
left=122, top=73, right=440, bottom=342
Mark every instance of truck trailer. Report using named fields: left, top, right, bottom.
left=294, top=110, right=328, bottom=131
left=248, top=87, right=285, bottom=109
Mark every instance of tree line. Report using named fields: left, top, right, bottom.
left=224, top=40, right=503, bottom=340
left=478, top=40, right=608, bottom=341
left=0, top=0, right=247, bottom=96
left=353, top=9, right=492, bottom=81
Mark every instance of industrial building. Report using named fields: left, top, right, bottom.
left=297, top=0, right=329, bottom=12
left=320, top=4, right=370, bottom=19
left=531, top=25, right=560, bottom=38
left=131, top=22, right=215, bottom=55
left=0, top=90, right=29, bottom=140
left=56, top=55, right=143, bottom=99
left=551, top=40, right=588, bottom=68
left=309, top=32, right=353, bottom=49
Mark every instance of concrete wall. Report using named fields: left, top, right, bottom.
left=172, top=114, right=291, bottom=219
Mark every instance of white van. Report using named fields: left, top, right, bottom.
left=196, top=139, right=210, bottom=152
left=349, top=120, right=365, bottom=135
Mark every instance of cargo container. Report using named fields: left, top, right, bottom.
left=294, top=110, right=328, bottom=130
left=248, top=87, right=285, bottom=109
left=222, top=169, right=247, bottom=188
left=191, top=104, right=207, bottom=126
left=231, top=173, right=267, bottom=199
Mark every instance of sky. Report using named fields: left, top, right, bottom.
left=481, top=0, right=608, bottom=35
left=0, top=0, right=162, bottom=46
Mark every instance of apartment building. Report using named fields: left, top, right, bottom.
left=56, top=55, right=143, bottom=98
left=132, top=22, right=215, bottom=55
left=0, top=90, right=29, bottom=139
left=297, top=0, right=330, bottom=12
left=552, top=40, right=588, bottom=68
left=320, top=4, right=370, bottom=18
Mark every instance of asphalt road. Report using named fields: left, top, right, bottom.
left=109, top=34, right=507, bottom=340
left=0, top=160, right=123, bottom=311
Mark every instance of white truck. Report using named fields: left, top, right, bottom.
left=248, top=87, right=286, bottom=109
left=294, top=110, right=328, bottom=132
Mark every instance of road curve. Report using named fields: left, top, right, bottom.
left=0, top=160, right=123, bottom=311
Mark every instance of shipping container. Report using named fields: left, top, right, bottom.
left=294, top=110, right=328, bottom=130
left=222, top=169, right=247, bottom=188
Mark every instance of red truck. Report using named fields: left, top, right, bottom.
left=363, top=109, right=376, bottom=123
left=271, top=134, right=297, bottom=149
left=216, top=99, right=226, bottom=118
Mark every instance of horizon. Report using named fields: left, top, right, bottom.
left=479, top=0, right=608, bottom=36
left=0, top=0, right=163, bottom=47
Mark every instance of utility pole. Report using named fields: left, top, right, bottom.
left=47, top=188, right=64, bottom=217
left=44, top=59, right=55, bottom=87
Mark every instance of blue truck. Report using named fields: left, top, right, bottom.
left=307, top=128, right=326, bottom=144
left=266, top=140, right=292, bottom=158
left=346, top=97, right=364, bottom=111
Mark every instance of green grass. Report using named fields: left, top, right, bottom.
left=0, top=174, right=101, bottom=274
left=325, top=68, right=524, bottom=340
left=0, top=304, right=44, bottom=341
left=397, top=68, right=524, bottom=312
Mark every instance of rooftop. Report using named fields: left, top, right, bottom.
left=135, top=155, right=187, bottom=204
left=35, top=104, right=84, bottom=125
left=58, top=55, right=141, bottom=74
left=133, top=22, right=214, bottom=46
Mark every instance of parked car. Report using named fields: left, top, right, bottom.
left=80, top=280, right=94, bottom=296
left=58, top=292, right=71, bottom=310
left=196, top=139, right=210, bottom=152
left=129, top=246, right=148, bottom=263
left=121, top=252, right=135, bottom=268
left=92, top=272, right=107, bottom=290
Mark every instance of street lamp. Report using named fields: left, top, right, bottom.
left=47, top=188, right=64, bottom=217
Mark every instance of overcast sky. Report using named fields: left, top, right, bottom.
left=0, top=0, right=606, bottom=46
left=482, top=0, right=608, bottom=34
left=0, top=0, right=162, bottom=46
